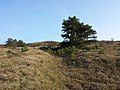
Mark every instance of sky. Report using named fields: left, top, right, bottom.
left=0, top=0, right=120, bottom=44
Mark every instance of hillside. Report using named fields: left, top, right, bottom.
left=63, top=41, right=120, bottom=89
left=0, top=41, right=120, bottom=90
left=0, top=47, right=69, bottom=90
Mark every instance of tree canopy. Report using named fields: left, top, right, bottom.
left=61, top=16, right=97, bottom=46
left=5, top=38, right=25, bottom=48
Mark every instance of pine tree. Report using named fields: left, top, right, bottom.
left=61, top=16, right=97, bottom=47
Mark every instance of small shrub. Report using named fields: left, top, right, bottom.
left=94, top=44, right=99, bottom=49
left=70, top=52, right=76, bottom=60
left=47, top=48, right=54, bottom=54
left=21, top=47, right=29, bottom=52
left=6, top=50, right=12, bottom=54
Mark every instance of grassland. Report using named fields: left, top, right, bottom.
left=0, top=47, right=69, bottom=90
left=0, top=41, right=120, bottom=90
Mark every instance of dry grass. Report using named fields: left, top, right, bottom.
left=0, top=41, right=120, bottom=90
left=0, top=47, right=69, bottom=90
left=63, top=41, right=120, bottom=90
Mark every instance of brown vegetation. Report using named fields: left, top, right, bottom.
left=0, top=41, right=120, bottom=90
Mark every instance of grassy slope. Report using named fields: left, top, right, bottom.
left=0, top=41, right=120, bottom=90
left=0, top=47, right=69, bottom=90
left=64, top=41, right=120, bottom=90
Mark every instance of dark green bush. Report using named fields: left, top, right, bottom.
left=47, top=48, right=54, bottom=54
left=44, top=46, right=78, bottom=57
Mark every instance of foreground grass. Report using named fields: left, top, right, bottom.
left=0, top=47, right=69, bottom=90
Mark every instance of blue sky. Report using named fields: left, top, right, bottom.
left=0, top=0, right=120, bottom=43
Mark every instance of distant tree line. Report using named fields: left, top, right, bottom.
left=5, top=38, right=26, bottom=48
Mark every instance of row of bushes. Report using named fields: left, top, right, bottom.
left=41, top=43, right=101, bottom=57
left=40, top=46, right=78, bottom=58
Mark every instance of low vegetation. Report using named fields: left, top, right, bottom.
left=0, top=41, right=120, bottom=90
left=39, top=41, right=120, bottom=89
